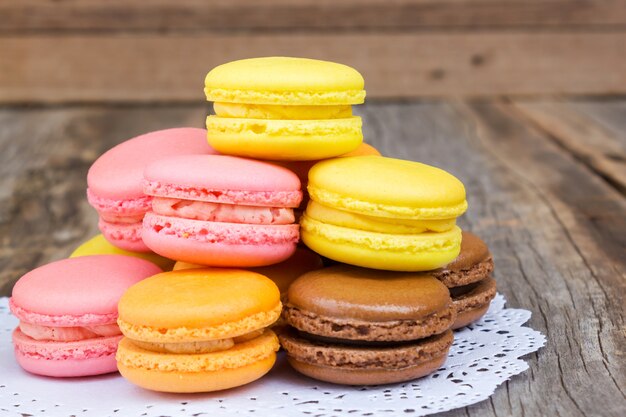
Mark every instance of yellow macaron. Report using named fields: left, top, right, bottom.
left=300, top=156, right=467, bottom=271
left=70, top=234, right=175, bottom=271
left=204, top=57, right=366, bottom=161
left=116, top=269, right=281, bottom=393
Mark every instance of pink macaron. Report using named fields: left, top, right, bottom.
left=87, top=128, right=217, bottom=252
left=142, top=154, right=302, bottom=266
left=10, top=255, right=161, bottom=377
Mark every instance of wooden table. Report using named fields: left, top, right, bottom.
left=0, top=98, right=624, bottom=416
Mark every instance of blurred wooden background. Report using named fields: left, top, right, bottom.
left=1, top=0, right=626, bottom=102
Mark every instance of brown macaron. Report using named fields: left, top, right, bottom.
left=433, top=232, right=497, bottom=329
left=279, top=265, right=456, bottom=385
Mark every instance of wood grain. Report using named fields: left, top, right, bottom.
left=511, top=100, right=626, bottom=193
left=1, top=32, right=626, bottom=103
left=0, top=99, right=624, bottom=415
left=2, top=0, right=625, bottom=32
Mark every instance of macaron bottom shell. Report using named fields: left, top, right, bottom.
left=206, top=116, right=363, bottom=161
left=280, top=330, right=454, bottom=386
left=116, top=332, right=279, bottom=393
left=450, top=277, right=497, bottom=330
left=13, top=329, right=121, bottom=377
left=99, top=219, right=150, bottom=252
left=300, top=221, right=462, bottom=271
left=142, top=219, right=298, bottom=267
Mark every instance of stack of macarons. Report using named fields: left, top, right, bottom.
left=10, top=56, right=498, bottom=393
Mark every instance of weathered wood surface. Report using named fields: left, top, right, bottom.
left=0, top=99, right=624, bottom=416
left=3, top=0, right=626, bottom=32
left=2, top=32, right=626, bottom=103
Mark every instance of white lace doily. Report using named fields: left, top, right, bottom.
left=0, top=295, right=544, bottom=416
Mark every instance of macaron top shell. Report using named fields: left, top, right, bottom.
left=308, top=156, right=467, bottom=220
left=443, top=232, right=491, bottom=271
left=204, top=57, right=365, bottom=105
left=286, top=265, right=451, bottom=321
left=144, top=154, right=301, bottom=194
left=87, top=128, right=216, bottom=201
left=118, top=269, right=281, bottom=332
left=10, top=255, right=161, bottom=325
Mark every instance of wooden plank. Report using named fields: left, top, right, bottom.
left=1, top=99, right=624, bottom=415
left=566, top=100, right=626, bottom=145
left=511, top=100, right=626, bottom=194
left=0, top=105, right=208, bottom=296
left=1, top=32, right=625, bottom=103
left=1, top=0, right=625, bottom=33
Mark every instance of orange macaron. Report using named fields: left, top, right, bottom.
left=116, top=269, right=281, bottom=393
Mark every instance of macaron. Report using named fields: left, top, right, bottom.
left=9, top=255, right=161, bottom=377
left=432, top=232, right=497, bottom=329
left=279, top=265, right=456, bottom=385
left=173, top=247, right=324, bottom=295
left=141, top=154, right=302, bottom=266
left=116, top=269, right=282, bottom=392
left=71, top=234, right=175, bottom=271
left=300, top=156, right=467, bottom=271
left=204, top=57, right=365, bottom=160
left=87, top=128, right=216, bottom=252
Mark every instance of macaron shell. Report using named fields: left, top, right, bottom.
left=142, top=213, right=298, bottom=267
left=143, top=154, right=301, bottom=197
left=116, top=331, right=279, bottom=393
left=87, top=128, right=216, bottom=201
left=442, top=231, right=492, bottom=272
left=450, top=277, right=497, bottom=329
left=308, top=156, right=467, bottom=220
left=204, top=57, right=365, bottom=105
left=301, top=217, right=462, bottom=271
left=118, top=352, right=276, bottom=393
left=98, top=219, right=150, bottom=252
left=280, top=330, right=453, bottom=386
left=118, top=269, right=281, bottom=339
left=206, top=116, right=363, bottom=161
left=434, top=256, right=494, bottom=288
left=11, top=255, right=162, bottom=324
left=13, top=329, right=121, bottom=377
left=287, top=353, right=447, bottom=386
left=286, top=265, right=452, bottom=321
left=70, top=234, right=174, bottom=271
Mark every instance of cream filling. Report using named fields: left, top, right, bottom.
left=130, top=330, right=268, bottom=354
left=19, top=322, right=121, bottom=342
left=305, top=201, right=456, bottom=234
left=213, top=102, right=352, bottom=120
left=152, top=197, right=294, bottom=225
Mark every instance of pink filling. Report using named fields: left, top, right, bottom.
left=152, top=197, right=294, bottom=225
left=99, top=213, right=145, bottom=224
left=19, top=322, right=121, bottom=342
